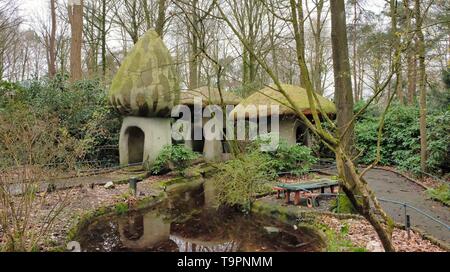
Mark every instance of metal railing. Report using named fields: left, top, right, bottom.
left=318, top=192, right=450, bottom=232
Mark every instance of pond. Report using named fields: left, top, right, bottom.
left=76, top=181, right=325, bottom=252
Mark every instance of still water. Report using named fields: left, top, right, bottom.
left=77, top=181, right=324, bottom=252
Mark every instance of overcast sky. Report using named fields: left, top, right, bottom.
left=19, top=0, right=386, bottom=27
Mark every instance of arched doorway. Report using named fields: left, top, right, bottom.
left=126, top=127, right=145, bottom=164
left=296, top=124, right=307, bottom=146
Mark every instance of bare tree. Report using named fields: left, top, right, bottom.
left=0, top=0, right=22, bottom=79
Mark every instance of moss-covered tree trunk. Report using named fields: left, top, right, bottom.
left=330, top=0, right=395, bottom=252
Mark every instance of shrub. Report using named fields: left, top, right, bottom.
left=151, top=145, right=199, bottom=175
left=0, top=105, right=84, bottom=251
left=266, top=141, right=317, bottom=176
left=1, top=77, right=121, bottom=164
left=213, top=149, right=276, bottom=211
left=355, top=105, right=449, bottom=175
left=427, top=111, right=450, bottom=173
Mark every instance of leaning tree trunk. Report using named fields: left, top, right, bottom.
left=330, top=0, right=395, bottom=252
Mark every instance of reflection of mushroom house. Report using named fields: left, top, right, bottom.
left=119, top=212, right=171, bottom=249
left=118, top=211, right=238, bottom=252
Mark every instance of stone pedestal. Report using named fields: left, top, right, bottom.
left=119, top=116, right=172, bottom=167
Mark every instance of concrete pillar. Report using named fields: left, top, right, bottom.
left=203, top=139, right=223, bottom=162
left=119, top=116, right=172, bottom=167
left=183, top=123, right=194, bottom=150
left=278, top=119, right=297, bottom=146
left=203, top=117, right=223, bottom=162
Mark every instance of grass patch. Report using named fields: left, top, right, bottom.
left=427, top=184, right=450, bottom=206
left=114, top=202, right=129, bottom=215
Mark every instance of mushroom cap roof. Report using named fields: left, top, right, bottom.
left=109, top=30, right=180, bottom=117
left=230, top=84, right=336, bottom=118
left=180, top=86, right=241, bottom=107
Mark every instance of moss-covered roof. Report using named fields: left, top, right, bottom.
left=180, top=86, right=241, bottom=107
left=230, top=84, right=336, bottom=118
left=109, top=29, right=180, bottom=117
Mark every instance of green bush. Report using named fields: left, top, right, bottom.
left=1, top=77, right=121, bottom=164
left=266, top=141, right=317, bottom=176
left=213, top=149, right=276, bottom=211
left=151, top=145, right=199, bottom=175
left=426, top=184, right=450, bottom=206
left=355, top=105, right=449, bottom=174
left=427, top=111, right=450, bottom=173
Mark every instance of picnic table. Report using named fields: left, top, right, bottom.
left=273, top=179, right=339, bottom=207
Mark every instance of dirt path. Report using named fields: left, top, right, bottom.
left=321, top=167, right=450, bottom=245
left=7, top=168, right=148, bottom=195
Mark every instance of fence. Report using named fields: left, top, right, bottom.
left=318, top=192, right=450, bottom=234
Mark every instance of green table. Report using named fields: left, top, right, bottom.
left=274, top=179, right=339, bottom=206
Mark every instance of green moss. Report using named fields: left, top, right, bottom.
left=232, top=84, right=336, bottom=118
left=109, top=29, right=180, bottom=117
left=330, top=194, right=358, bottom=214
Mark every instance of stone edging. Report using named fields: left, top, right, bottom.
left=372, top=166, right=429, bottom=190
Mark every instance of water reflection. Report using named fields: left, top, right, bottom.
left=119, top=212, right=170, bottom=250
left=169, top=235, right=239, bottom=252
left=78, top=181, right=324, bottom=252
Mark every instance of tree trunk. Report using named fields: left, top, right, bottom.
left=101, top=0, right=107, bottom=79
left=69, top=0, right=83, bottom=82
left=390, top=0, right=403, bottom=104
left=155, top=0, right=167, bottom=37
left=404, top=0, right=417, bottom=105
left=331, top=0, right=395, bottom=252
left=313, top=0, right=324, bottom=95
left=49, top=0, right=57, bottom=78
left=331, top=0, right=354, bottom=153
left=352, top=0, right=359, bottom=102
left=297, top=0, right=307, bottom=88
left=415, top=0, right=428, bottom=173
left=142, top=0, right=152, bottom=30
left=188, top=0, right=200, bottom=89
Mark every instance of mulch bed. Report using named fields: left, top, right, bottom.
left=321, top=215, right=445, bottom=252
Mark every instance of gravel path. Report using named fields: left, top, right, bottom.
left=321, top=167, right=450, bottom=245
